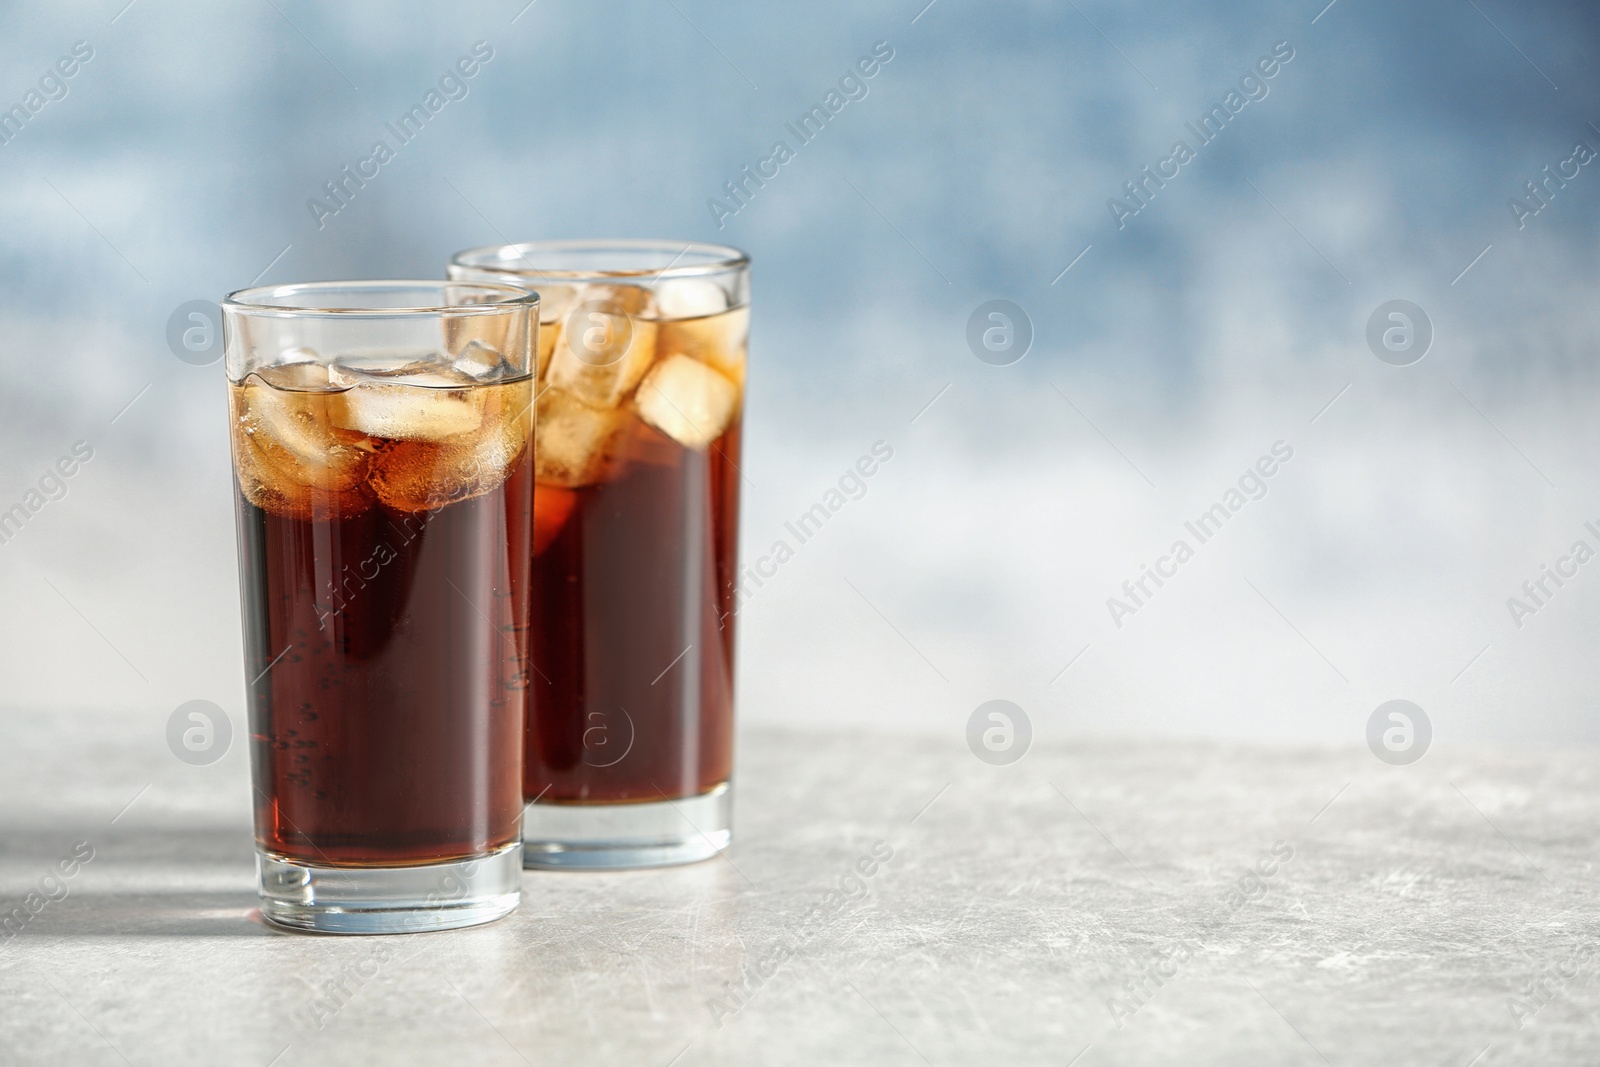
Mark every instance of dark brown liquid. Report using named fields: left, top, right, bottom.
left=527, top=418, right=740, bottom=803
left=238, top=455, right=531, bottom=866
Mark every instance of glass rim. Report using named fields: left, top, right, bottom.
left=221, top=279, right=540, bottom=318
left=449, top=239, right=750, bottom=281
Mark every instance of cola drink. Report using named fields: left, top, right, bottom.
left=232, top=363, right=532, bottom=867
left=449, top=243, right=749, bottom=868
left=527, top=291, right=745, bottom=805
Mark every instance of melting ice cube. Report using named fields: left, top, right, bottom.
left=452, top=339, right=510, bottom=382
left=332, top=377, right=483, bottom=442
left=545, top=284, right=660, bottom=408
left=368, top=392, right=531, bottom=512
left=534, top=388, right=627, bottom=487
left=634, top=355, right=739, bottom=450
left=656, top=305, right=749, bottom=388
left=655, top=278, right=727, bottom=320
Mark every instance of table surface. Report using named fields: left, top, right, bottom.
left=0, top=710, right=1596, bottom=1065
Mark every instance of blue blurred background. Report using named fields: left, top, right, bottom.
left=2, top=0, right=1597, bottom=749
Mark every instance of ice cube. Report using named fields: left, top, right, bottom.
left=231, top=378, right=374, bottom=519
left=534, top=388, right=627, bottom=487
left=333, top=379, right=483, bottom=442
left=241, top=376, right=370, bottom=479
left=452, top=339, right=510, bottom=382
left=534, top=285, right=579, bottom=381
left=655, top=277, right=727, bottom=320
left=537, top=284, right=579, bottom=324
left=334, top=352, right=453, bottom=379
left=443, top=306, right=511, bottom=364
left=252, top=352, right=335, bottom=392
left=656, top=305, right=749, bottom=388
left=634, top=355, right=740, bottom=449
left=233, top=448, right=367, bottom=519
left=233, top=435, right=375, bottom=519
left=387, top=369, right=481, bottom=389
left=369, top=387, right=531, bottom=511
left=545, top=284, right=660, bottom=408
left=584, top=282, right=654, bottom=318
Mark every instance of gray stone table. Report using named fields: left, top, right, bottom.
left=1, top=709, right=1597, bottom=1065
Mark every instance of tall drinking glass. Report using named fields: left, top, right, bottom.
left=222, top=280, right=537, bottom=932
left=448, top=241, right=748, bottom=869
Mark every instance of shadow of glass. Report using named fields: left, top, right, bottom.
left=0, top=822, right=267, bottom=940
left=8, top=889, right=270, bottom=940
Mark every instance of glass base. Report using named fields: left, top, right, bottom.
left=257, top=842, right=521, bottom=934
left=522, top=783, right=731, bottom=870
